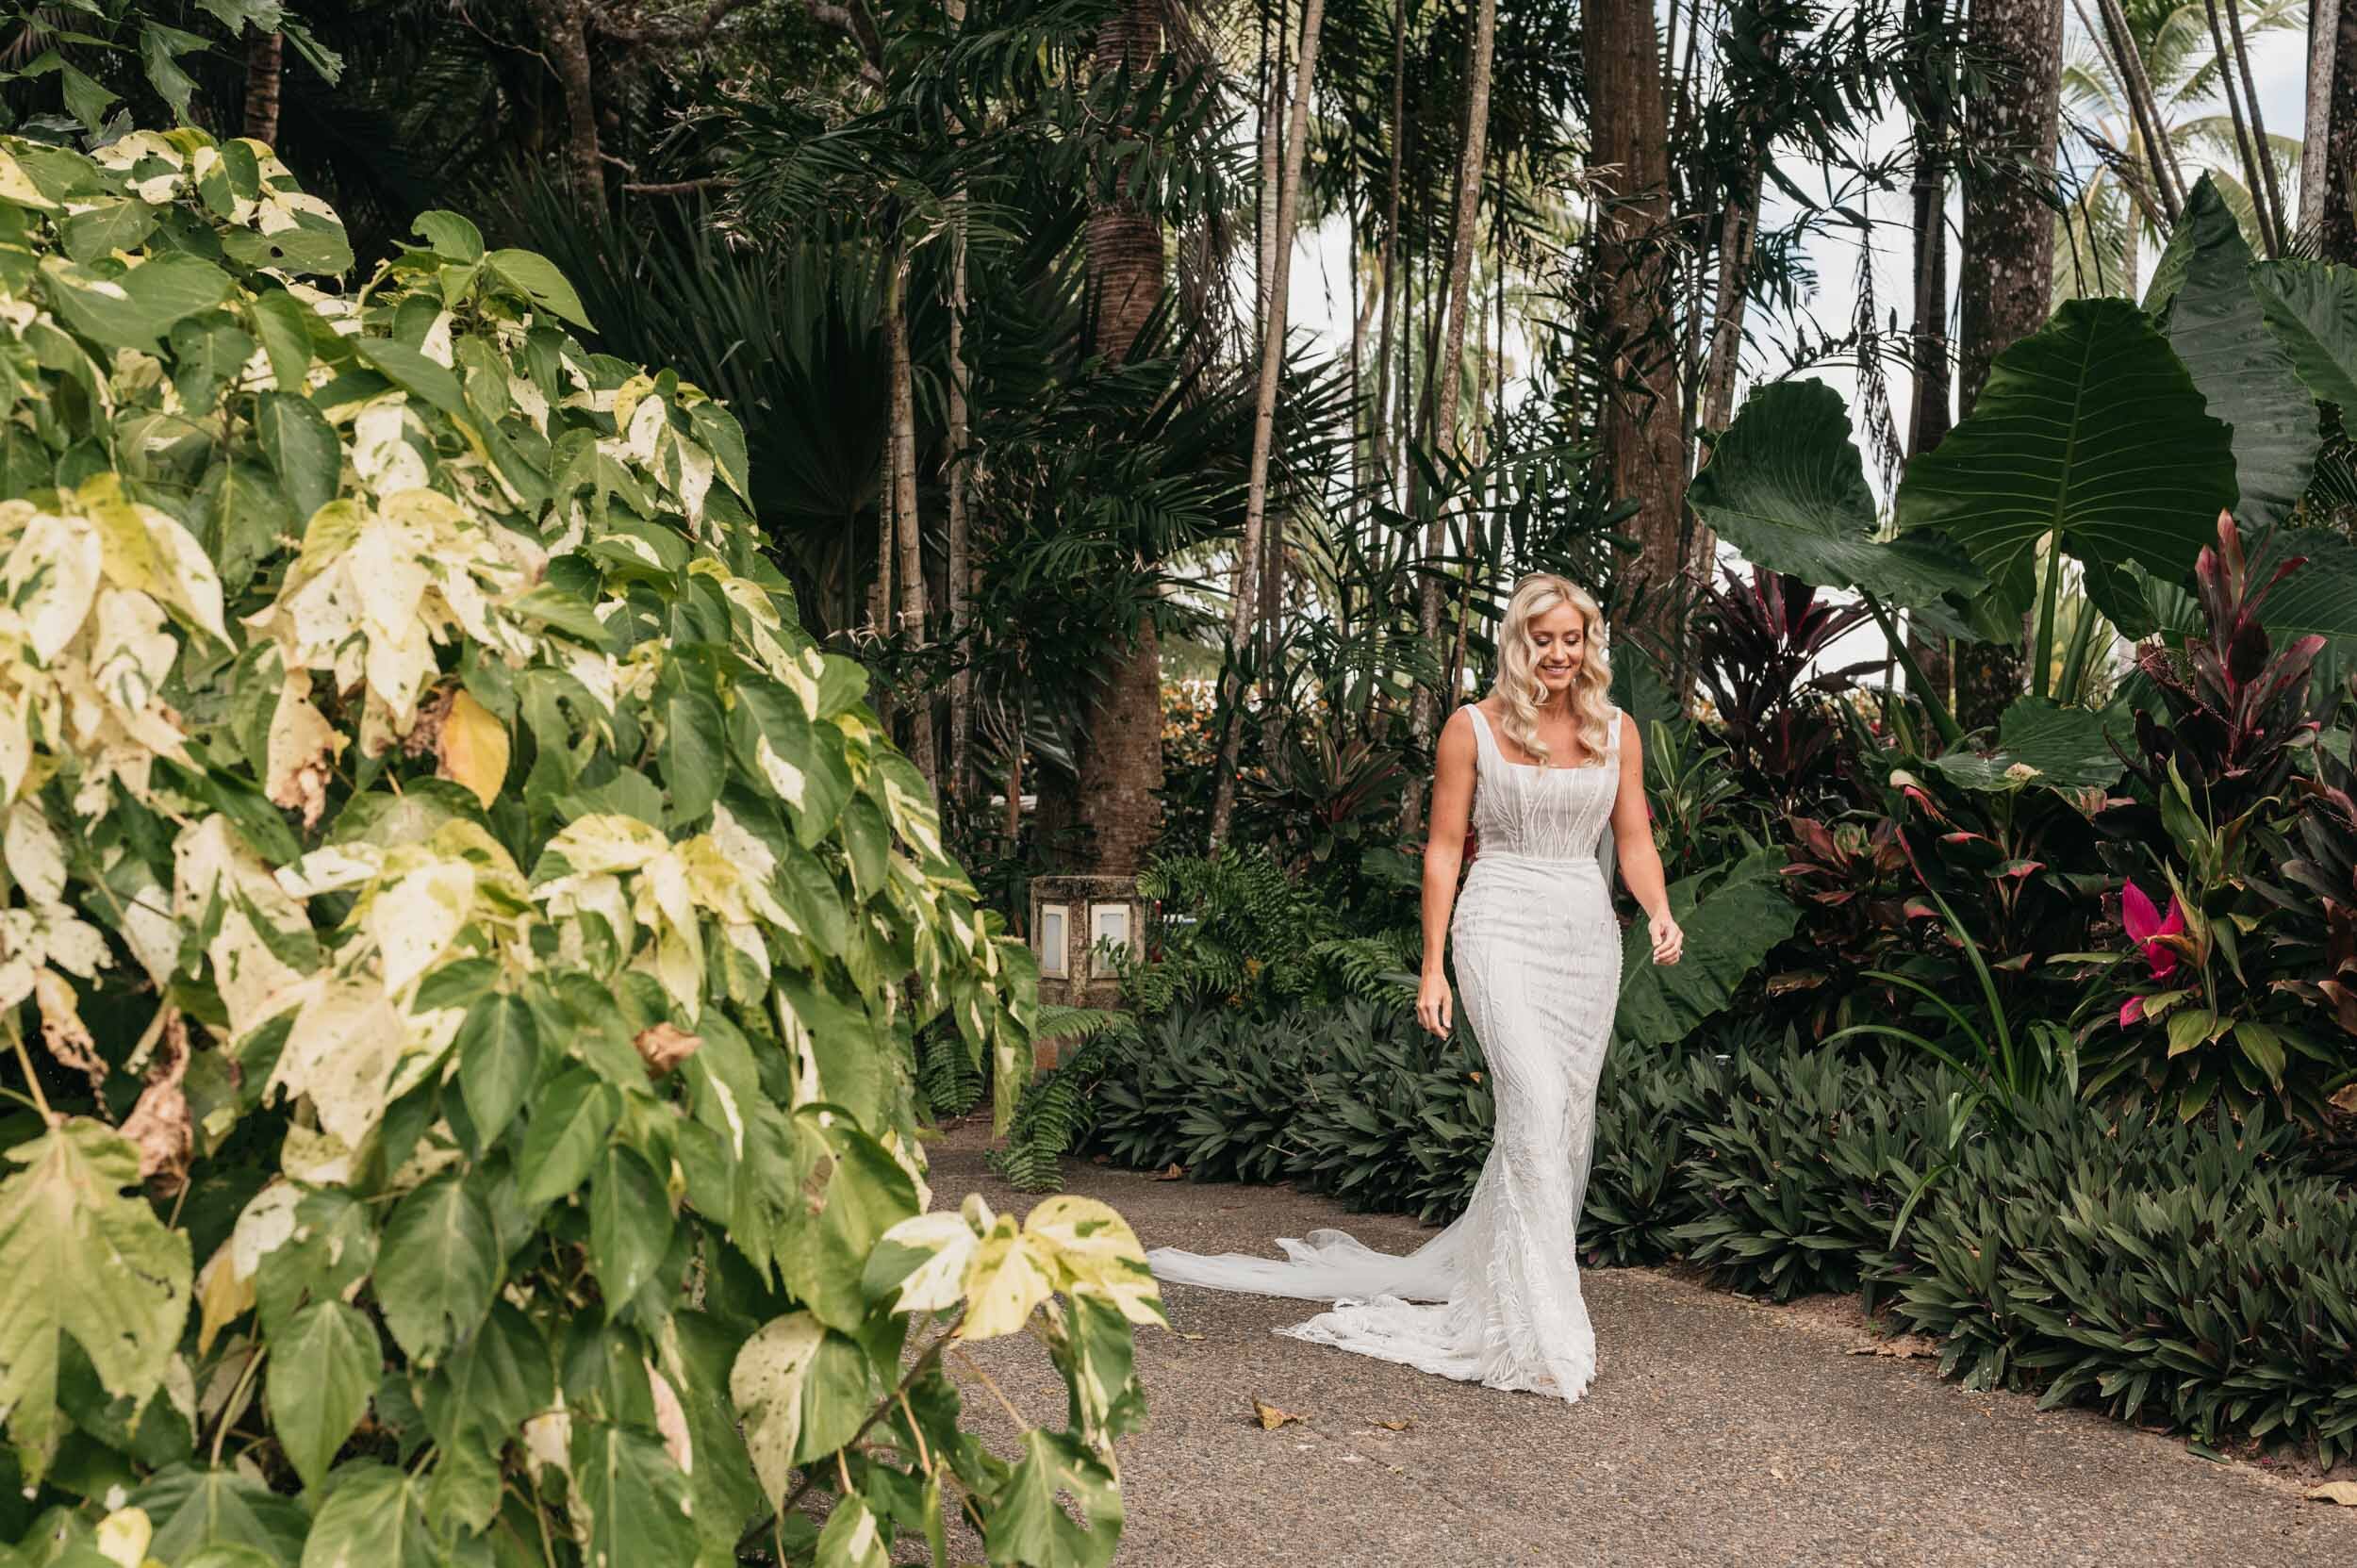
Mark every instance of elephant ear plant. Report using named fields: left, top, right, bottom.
left=0, top=126, right=1159, bottom=1567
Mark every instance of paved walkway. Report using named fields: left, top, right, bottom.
left=927, top=1121, right=2357, bottom=1568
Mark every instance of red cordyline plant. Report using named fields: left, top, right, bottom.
left=1694, top=568, right=1880, bottom=797
left=2118, top=511, right=2326, bottom=826
left=2117, top=878, right=2188, bottom=1028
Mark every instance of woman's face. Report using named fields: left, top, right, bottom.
left=1526, top=602, right=1586, bottom=697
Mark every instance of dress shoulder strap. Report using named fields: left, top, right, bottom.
left=1461, top=702, right=1496, bottom=770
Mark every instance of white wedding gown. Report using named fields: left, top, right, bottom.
left=1146, top=701, right=1624, bottom=1402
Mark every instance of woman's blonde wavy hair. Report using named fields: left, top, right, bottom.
left=1487, top=572, right=1614, bottom=767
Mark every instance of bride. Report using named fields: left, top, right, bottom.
left=1145, top=572, right=1682, bottom=1402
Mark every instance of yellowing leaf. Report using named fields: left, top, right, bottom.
left=0, top=1120, right=192, bottom=1481
left=728, top=1312, right=869, bottom=1507
left=437, top=688, right=508, bottom=808
left=1024, top=1195, right=1164, bottom=1327
left=957, top=1215, right=1053, bottom=1340
left=93, top=1505, right=153, bottom=1567
left=2309, top=1482, right=2357, bottom=1506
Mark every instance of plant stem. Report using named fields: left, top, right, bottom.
left=1862, top=594, right=1961, bottom=746
left=211, top=1343, right=266, bottom=1466
left=2033, top=536, right=2063, bottom=702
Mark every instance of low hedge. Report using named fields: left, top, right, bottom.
left=1080, top=1004, right=2357, bottom=1465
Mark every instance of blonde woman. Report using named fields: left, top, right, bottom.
left=1146, top=573, right=1681, bottom=1403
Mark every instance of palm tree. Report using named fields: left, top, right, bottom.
left=2053, top=0, right=2306, bottom=297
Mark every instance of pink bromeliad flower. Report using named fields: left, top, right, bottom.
left=2118, top=879, right=2185, bottom=1027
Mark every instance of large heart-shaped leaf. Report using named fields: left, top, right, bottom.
left=1928, top=696, right=2125, bottom=792
left=2250, top=259, right=2357, bottom=411
left=1895, top=297, right=2238, bottom=636
left=2151, top=177, right=2318, bottom=526
left=1689, top=379, right=1985, bottom=609
left=1612, top=850, right=1800, bottom=1048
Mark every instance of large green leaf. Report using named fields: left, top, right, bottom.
left=569, top=1420, right=698, bottom=1568
left=0, top=1121, right=191, bottom=1480
left=1895, top=297, right=2238, bottom=636
left=984, top=1429, right=1125, bottom=1568
left=587, top=1146, right=669, bottom=1317
left=1689, top=379, right=1985, bottom=608
left=1611, top=850, right=1801, bottom=1048
left=372, top=1174, right=499, bottom=1368
left=728, top=1312, right=874, bottom=1506
left=267, top=1302, right=380, bottom=1491
left=40, top=252, right=233, bottom=350
left=1927, top=696, right=2125, bottom=791
left=296, top=1463, right=438, bottom=1568
left=2250, top=259, right=2357, bottom=411
left=131, top=1464, right=309, bottom=1567
left=420, top=1301, right=552, bottom=1533
left=2154, top=177, right=2318, bottom=526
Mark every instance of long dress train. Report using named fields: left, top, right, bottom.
left=1145, top=701, right=1624, bottom=1402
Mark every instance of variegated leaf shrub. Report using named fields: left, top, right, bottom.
left=0, top=126, right=1160, bottom=1568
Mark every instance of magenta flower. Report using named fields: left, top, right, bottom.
left=2122, top=880, right=2184, bottom=979
left=2118, top=879, right=2185, bottom=1028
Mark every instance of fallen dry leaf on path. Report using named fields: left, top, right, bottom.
left=2307, top=1482, right=2357, bottom=1506
left=1154, top=1164, right=1185, bottom=1180
left=1252, top=1398, right=1305, bottom=1430
left=1178, top=1332, right=1206, bottom=1342
left=1370, top=1418, right=1413, bottom=1431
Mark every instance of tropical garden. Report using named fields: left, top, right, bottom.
left=0, top=0, right=2352, bottom=1564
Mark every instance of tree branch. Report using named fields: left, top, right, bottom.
left=622, top=176, right=733, bottom=194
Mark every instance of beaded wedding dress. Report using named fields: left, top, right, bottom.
left=1146, top=701, right=1624, bottom=1402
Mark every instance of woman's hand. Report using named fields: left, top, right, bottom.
left=1648, top=908, right=1684, bottom=966
left=1415, top=971, right=1453, bottom=1037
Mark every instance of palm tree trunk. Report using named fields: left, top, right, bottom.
left=1211, top=0, right=1328, bottom=850
left=886, top=253, right=934, bottom=792
left=1371, top=0, right=1409, bottom=490
left=2091, top=0, right=2184, bottom=223
left=2317, top=0, right=2357, bottom=263
left=2202, top=0, right=2278, bottom=256
left=1406, top=0, right=1498, bottom=806
left=244, top=28, right=282, bottom=146
left=1071, top=0, right=1172, bottom=880
left=1904, top=0, right=1956, bottom=711
left=1585, top=0, right=1688, bottom=672
left=1954, top=0, right=2063, bottom=730
left=2222, top=0, right=2288, bottom=254
left=946, top=0, right=973, bottom=811
left=2301, top=0, right=2341, bottom=241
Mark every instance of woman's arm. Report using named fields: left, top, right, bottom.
left=1416, top=708, right=1477, bottom=1033
left=1609, top=710, right=1683, bottom=964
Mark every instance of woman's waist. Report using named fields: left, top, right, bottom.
left=1468, top=847, right=1604, bottom=870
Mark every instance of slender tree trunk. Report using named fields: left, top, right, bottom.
left=2320, top=0, right=2357, bottom=263
left=1371, top=0, right=1409, bottom=488
left=244, top=28, right=282, bottom=146
left=2301, top=0, right=2341, bottom=239
left=946, top=0, right=974, bottom=812
left=1585, top=0, right=1688, bottom=672
left=2222, top=0, right=2288, bottom=254
left=1211, top=0, right=1328, bottom=850
left=1953, top=0, right=2063, bottom=729
left=885, top=254, right=935, bottom=792
left=1404, top=0, right=1499, bottom=821
left=1904, top=4, right=1957, bottom=709
left=1067, top=0, right=1172, bottom=879
left=2091, top=0, right=2183, bottom=223
left=2202, top=0, right=2278, bottom=256
left=528, top=0, right=603, bottom=202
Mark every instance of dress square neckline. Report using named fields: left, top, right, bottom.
left=1468, top=702, right=1608, bottom=771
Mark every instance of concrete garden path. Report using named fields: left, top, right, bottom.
left=927, top=1119, right=2357, bottom=1568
